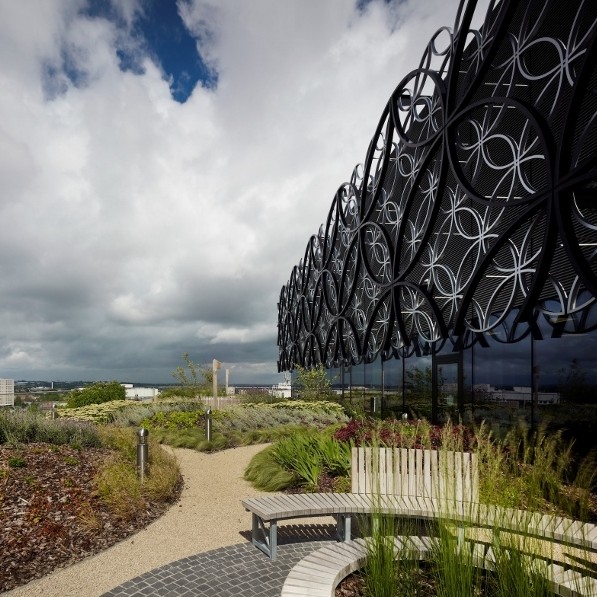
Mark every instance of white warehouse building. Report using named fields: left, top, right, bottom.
left=0, top=379, right=15, bottom=407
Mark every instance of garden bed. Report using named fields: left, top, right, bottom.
left=0, top=442, right=182, bottom=593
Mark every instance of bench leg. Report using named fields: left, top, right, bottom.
left=335, top=514, right=352, bottom=542
left=251, top=513, right=278, bottom=560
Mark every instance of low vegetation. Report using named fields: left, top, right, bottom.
left=66, top=381, right=126, bottom=408
left=244, top=429, right=351, bottom=492
left=348, top=503, right=585, bottom=597
left=4, top=379, right=597, bottom=595
left=0, top=409, right=181, bottom=518
left=57, top=396, right=348, bottom=452
left=0, top=408, right=102, bottom=447
left=0, top=409, right=182, bottom=592
left=246, top=416, right=596, bottom=522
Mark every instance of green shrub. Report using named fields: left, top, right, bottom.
left=246, top=430, right=351, bottom=492
left=243, top=446, right=296, bottom=492
left=109, top=399, right=205, bottom=427
left=66, top=381, right=126, bottom=408
left=239, top=392, right=289, bottom=405
left=0, top=409, right=101, bottom=447
left=214, top=402, right=347, bottom=434
left=293, top=365, right=335, bottom=402
left=141, top=410, right=204, bottom=431
left=56, top=400, right=133, bottom=424
left=8, top=456, right=27, bottom=468
left=158, top=387, right=200, bottom=399
left=473, top=421, right=595, bottom=518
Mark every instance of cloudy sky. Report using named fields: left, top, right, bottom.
left=0, top=0, right=467, bottom=384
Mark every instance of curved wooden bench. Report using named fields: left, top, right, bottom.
left=242, top=491, right=597, bottom=561
left=244, top=446, right=478, bottom=559
left=280, top=535, right=433, bottom=597
left=280, top=536, right=597, bottom=597
left=243, top=447, right=597, bottom=562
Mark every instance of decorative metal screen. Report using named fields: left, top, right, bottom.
left=277, top=0, right=597, bottom=372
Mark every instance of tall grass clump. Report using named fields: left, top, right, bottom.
left=355, top=439, right=578, bottom=597
left=473, top=421, right=595, bottom=519
left=360, top=447, right=401, bottom=597
left=0, top=409, right=101, bottom=447
left=96, top=427, right=181, bottom=520
left=431, top=522, right=483, bottom=597
left=488, top=526, right=552, bottom=597
left=271, top=431, right=351, bottom=491
left=243, top=446, right=296, bottom=492
left=363, top=511, right=398, bottom=597
left=271, top=432, right=324, bottom=491
left=245, top=430, right=351, bottom=492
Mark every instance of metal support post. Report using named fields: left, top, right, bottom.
left=206, top=408, right=212, bottom=442
left=137, top=428, right=149, bottom=483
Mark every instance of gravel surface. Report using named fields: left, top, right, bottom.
left=4, top=443, right=278, bottom=597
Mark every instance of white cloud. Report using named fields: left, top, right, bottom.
left=0, top=0, right=469, bottom=383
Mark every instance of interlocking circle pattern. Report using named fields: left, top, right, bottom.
left=278, top=0, right=597, bottom=372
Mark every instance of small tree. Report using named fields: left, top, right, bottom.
left=171, top=353, right=213, bottom=397
left=67, top=381, right=126, bottom=408
left=294, top=365, right=335, bottom=402
left=558, top=358, right=593, bottom=403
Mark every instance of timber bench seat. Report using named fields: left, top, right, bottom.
left=242, top=446, right=478, bottom=559
left=280, top=535, right=433, bottom=597
left=280, top=536, right=597, bottom=597
left=243, top=447, right=597, bottom=561
left=243, top=491, right=597, bottom=559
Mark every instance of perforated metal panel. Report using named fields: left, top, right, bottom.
left=278, top=0, right=597, bottom=372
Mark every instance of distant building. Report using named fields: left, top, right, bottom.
left=473, top=384, right=560, bottom=407
left=0, top=379, right=15, bottom=407
left=124, top=386, right=159, bottom=401
left=271, top=373, right=292, bottom=399
left=271, top=380, right=292, bottom=399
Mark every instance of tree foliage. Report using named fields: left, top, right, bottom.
left=66, top=381, right=126, bottom=408
left=558, top=358, right=593, bottom=403
left=294, top=365, right=335, bottom=402
left=171, top=353, right=213, bottom=397
left=406, top=366, right=432, bottom=401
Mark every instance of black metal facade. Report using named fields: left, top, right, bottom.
left=277, top=0, right=597, bottom=373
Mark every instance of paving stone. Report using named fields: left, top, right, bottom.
left=101, top=541, right=335, bottom=597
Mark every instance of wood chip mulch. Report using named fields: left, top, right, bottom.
left=0, top=443, right=182, bottom=593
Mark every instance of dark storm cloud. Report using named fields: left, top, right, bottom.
left=0, top=0, right=464, bottom=383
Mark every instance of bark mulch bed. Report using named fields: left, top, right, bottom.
left=0, top=442, right=182, bottom=593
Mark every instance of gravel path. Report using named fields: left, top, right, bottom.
left=5, top=444, right=276, bottom=597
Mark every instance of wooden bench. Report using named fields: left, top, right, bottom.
left=280, top=535, right=597, bottom=597
left=243, top=446, right=597, bottom=563
left=280, top=535, right=433, bottom=597
left=351, top=447, right=478, bottom=501
left=243, top=446, right=478, bottom=559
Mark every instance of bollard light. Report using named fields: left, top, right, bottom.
left=137, top=427, right=149, bottom=483
left=205, top=408, right=212, bottom=442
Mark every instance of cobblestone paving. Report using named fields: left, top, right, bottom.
left=102, top=526, right=336, bottom=597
